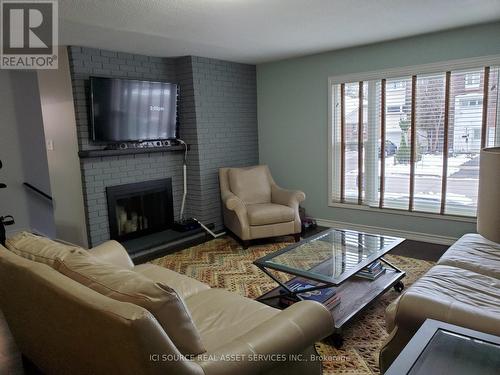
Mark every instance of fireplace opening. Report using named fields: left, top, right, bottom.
left=106, top=178, right=174, bottom=242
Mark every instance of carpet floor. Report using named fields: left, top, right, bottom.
left=150, top=236, right=434, bottom=374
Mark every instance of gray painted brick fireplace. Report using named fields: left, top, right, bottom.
left=68, top=46, right=258, bottom=247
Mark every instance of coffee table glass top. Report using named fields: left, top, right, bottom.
left=254, top=228, right=404, bottom=285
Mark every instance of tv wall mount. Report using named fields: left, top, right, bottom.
left=105, top=139, right=179, bottom=150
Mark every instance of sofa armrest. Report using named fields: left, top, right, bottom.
left=271, top=186, right=305, bottom=208
left=385, top=296, right=401, bottom=333
left=90, top=240, right=134, bottom=269
left=198, top=301, right=333, bottom=375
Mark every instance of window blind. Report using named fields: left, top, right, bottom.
left=331, top=65, right=500, bottom=217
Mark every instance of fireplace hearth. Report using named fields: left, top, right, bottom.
left=106, top=179, right=174, bottom=242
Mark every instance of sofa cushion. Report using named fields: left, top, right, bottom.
left=185, top=288, right=279, bottom=352
left=437, top=233, right=500, bottom=279
left=134, top=263, right=210, bottom=299
left=6, top=231, right=88, bottom=267
left=228, top=165, right=271, bottom=204
left=389, top=265, right=500, bottom=338
left=54, top=252, right=206, bottom=356
left=247, top=203, right=295, bottom=226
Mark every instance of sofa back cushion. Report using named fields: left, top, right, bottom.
left=6, top=231, right=89, bottom=267
left=228, top=165, right=271, bottom=204
left=54, top=252, right=206, bottom=356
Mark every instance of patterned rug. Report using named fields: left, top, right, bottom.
left=150, top=236, right=434, bottom=374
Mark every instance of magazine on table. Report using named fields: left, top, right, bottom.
left=278, top=278, right=339, bottom=304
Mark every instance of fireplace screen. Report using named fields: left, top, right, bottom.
left=106, top=178, right=174, bottom=241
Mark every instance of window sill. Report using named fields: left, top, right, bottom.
left=328, top=201, right=477, bottom=223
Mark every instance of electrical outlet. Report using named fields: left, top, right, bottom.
left=46, top=140, right=54, bottom=151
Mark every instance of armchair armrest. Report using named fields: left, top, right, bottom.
left=90, top=240, right=134, bottom=269
left=221, top=191, right=250, bottom=239
left=198, top=301, right=333, bottom=375
left=221, top=191, right=247, bottom=212
left=271, top=186, right=305, bottom=208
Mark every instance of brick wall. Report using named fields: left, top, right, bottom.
left=191, top=57, right=259, bottom=229
left=174, top=56, right=203, bottom=221
left=68, top=47, right=257, bottom=246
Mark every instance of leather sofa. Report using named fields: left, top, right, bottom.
left=379, top=233, right=500, bottom=372
left=219, top=165, right=305, bottom=247
left=0, top=233, right=334, bottom=375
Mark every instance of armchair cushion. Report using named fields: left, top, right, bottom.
left=247, top=203, right=295, bottom=226
left=54, top=252, right=206, bottom=356
left=228, top=165, right=271, bottom=204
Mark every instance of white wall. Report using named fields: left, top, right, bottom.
left=10, top=71, right=56, bottom=237
left=0, top=70, right=56, bottom=237
left=37, top=47, right=89, bottom=247
left=0, top=71, right=31, bottom=235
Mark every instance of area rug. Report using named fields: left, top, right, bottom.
left=150, top=236, right=434, bottom=374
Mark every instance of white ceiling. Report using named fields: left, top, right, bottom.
left=59, top=0, right=500, bottom=64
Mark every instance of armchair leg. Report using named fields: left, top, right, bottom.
left=293, top=233, right=301, bottom=242
left=242, top=240, right=251, bottom=249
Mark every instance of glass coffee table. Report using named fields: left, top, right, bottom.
left=254, top=228, right=406, bottom=347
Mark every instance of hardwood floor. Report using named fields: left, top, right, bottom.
left=0, top=226, right=448, bottom=374
left=390, top=239, right=447, bottom=262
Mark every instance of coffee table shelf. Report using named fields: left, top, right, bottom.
left=257, top=265, right=404, bottom=330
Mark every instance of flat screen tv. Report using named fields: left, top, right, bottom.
left=90, top=77, right=178, bottom=142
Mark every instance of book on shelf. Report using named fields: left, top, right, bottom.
left=278, top=278, right=340, bottom=306
left=355, top=260, right=386, bottom=280
left=365, top=260, right=383, bottom=271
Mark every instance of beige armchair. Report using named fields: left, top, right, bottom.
left=219, top=165, right=305, bottom=247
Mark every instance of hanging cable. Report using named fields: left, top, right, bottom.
left=174, top=140, right=225, bottom=239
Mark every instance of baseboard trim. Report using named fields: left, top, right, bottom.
left=314, top=218, right=457, bottom=245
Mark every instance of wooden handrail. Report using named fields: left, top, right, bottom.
left=23, top=182, right=53, bottom=201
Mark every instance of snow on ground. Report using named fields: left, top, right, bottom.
left=383, top=154, right=472, bottom=177
left=383, top=192, right=474, bottom=205
left=346, top=153, right=473, bottom=177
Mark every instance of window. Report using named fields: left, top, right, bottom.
left=387, top=105, right=403, bottom=113
left=330, top=65, right=500, bottom=217
left=465, top=72, right=481, bottom=89
left=389, top=81, right=406, bottom=90
left=459, top=98, right=483, bottom=107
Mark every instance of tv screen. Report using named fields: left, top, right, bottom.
left=90, top=77, right=178, bottom=142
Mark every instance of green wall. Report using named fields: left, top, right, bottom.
left=257, top=22, right=500, bottom=240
